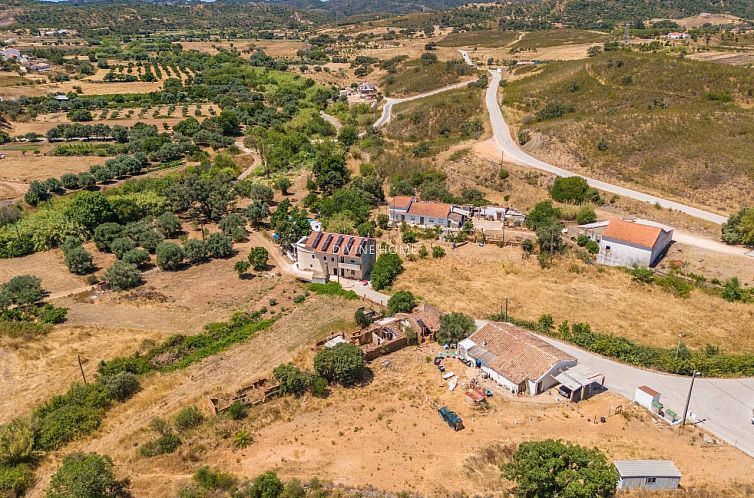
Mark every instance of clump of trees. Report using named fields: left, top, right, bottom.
left=503, top=440, right=618, bottom=498
left=48, top=452, right=131, bottom=498
left=370, top=253, right=403, bottom=291
left=0, top=275, right=67, bottom=329
left=550, top=176, right=601, bottom=204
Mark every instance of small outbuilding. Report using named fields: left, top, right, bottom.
left=554, top=364, right=605, bottom=401
left=633, top=385, right=661, bottom=411
left=614, top=460, right=681, bottom=490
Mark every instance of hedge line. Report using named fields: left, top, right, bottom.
left=489, top=313, right=754, bottom=378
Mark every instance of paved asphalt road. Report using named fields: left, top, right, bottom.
left=484, top=69, right=729, bottom=225
left=533, top=332, right=754, bottom=459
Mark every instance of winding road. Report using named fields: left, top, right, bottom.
left=484, top=68, right=729, bottom=225
left=373, top=80, right=473, bottom=128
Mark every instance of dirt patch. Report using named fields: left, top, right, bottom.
left=69, top=345, right=754, bottom=497
left=0, top=153, right=106, bottom=183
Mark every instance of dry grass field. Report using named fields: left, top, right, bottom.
left=0, top=149, right=108, bottom=183
left=24, top=294, right=363, bottom=497
left=391, top=242, right=754, bottom=353
left=27, top=344, right=752, bottom=497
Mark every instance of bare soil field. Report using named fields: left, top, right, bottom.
left=687, top=51, right=754, bottom=66
left=51, top=345, right=753, bottom=497
left=25, top=294, right=363, bottom=497
left=668, top=14, right=746, bottom=29
left=0, top=152, right=107, bottom=183
left=391, top=242, right=754, bottom=353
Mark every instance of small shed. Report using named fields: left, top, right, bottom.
left=464, top=389, right=487, bottom=408
left=633, top=385, right=660, bottom=411
left=554, top=364, right=605, bottom=401
left=614, top=460, right=681, bottom=490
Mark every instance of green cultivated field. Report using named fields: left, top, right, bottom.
left=503, top=51, right=754, bottom=210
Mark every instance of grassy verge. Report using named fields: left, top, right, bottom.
left=491, top=312, right=754, bottom=377
left=306, top=282, right=358, bottom=300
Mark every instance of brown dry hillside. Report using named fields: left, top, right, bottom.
left=502, top=51, right=754, bottom=213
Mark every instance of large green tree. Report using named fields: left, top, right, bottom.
left=436, top=312, right=475, bottom=345
left=314, top=343, right=365, bottom=387
left=64, top=192, right=116, bottom=233
left=503, top=440, right=618, bottom=498
left=722, top=207, right=754, bottom=247
left=370, top=253, right=403, bottom=291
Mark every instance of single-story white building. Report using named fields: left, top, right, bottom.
left=633, top=385, right=661, bottom=411
left=597, top=219, right=673, bottom=268
left=614, top=460, right=682, bottom=490
left=388, top=196, right=465, bottom=229
left=459, top=321, right=577, bottom=396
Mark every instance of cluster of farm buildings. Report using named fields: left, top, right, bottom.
left=0, top=47, right=52, bottom=73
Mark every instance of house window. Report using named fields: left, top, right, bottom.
left=645, top=478, right=656, bottom=485
left=605, top=245, right=611, bottom=251
left=311, top=255, right=314, bottom=259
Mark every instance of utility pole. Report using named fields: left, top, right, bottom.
left=77, top=354, right=88, bottom=385
left=680, top=370, right=699, bottom=429
left=505, top=297, right=509, bottom=320
left=675, top=333, right=684, bottom=360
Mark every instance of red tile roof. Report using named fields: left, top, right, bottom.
left=469, top=322, right=576, bottom=384
left=390, top=196, right=413, bottom=210
left=603, top=219, right=665, bottom=249
left=407, top=200, right=452, bottom=219
left=303, top=231, right=371, bottom=256
left=638, top=385, right=660, bottom=397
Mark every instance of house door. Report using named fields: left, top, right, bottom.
left=333, top=268, right=337, bottom=276
left=420, top=216, right=425, bottom=225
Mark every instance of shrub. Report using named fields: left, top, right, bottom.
left=110, top=237, right=136, bottom=259
left=387, top=291, right=416, bottom=315
left=225, top=401, right=247, bottom=420
left=64, top=246, right=95, bottom=275
left=536, top=102, right=575, bottom=121
left=122, top=248, right=150, bottom=267
left=156, top=242, right=184, bottom=271
left=1, top=275, right=45, bottom=307
left=0, top=418, right=34, bottom=465
left=48, top=452, right=127, bottom=498
left=233, top=430, right=252, bottom=449
left=174, top=406, right=204, bottom=432
left=60, top=173, right=81, bottom=190
left=206, top=232, right=233, bottom=258
left=156, top=212, right=181, bottom=237
left=183, top=239, right=208, bottom=264
left=306, top=282, right=357, bottom=299
left=250, top=471, right=283, bottom=498
left=370, top=253, right=403, bottom=291
left=248, top=247, right=269, bottom=271
left=432, top=246, right=446, bottom=258
left=354, top=308, right=372, bottom=328
left=102, top=372, right=140, bottom=402
left=273, top=363, right=311, bottom=396
left=93, top=222, right=125, bottom=252
left=234, top=260, right=250, bottom=278
left=309, top=375, right=329, bottom=398
left=0, top=463, right=33, bottom=497
left=314, top=343, right=365, bottom=386
left=194, top=466, right=237, bottom=492
left=103, top=261, right=143, bottom=291
left=139, top=433, right=181, bottom=457
left=525, top=201, right=562, bottom=231
left=219, top=213, right=246, bottom=237
left=721, top=207, right=754, bottom=247
left=499, top=168, right=510, bottom=180
left=575, top=206, right=597, bottom=225
left=436, top=312, right=475, bottom=345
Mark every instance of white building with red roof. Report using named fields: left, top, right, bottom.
left=295, top=231, right=377, bottom=281
left=388, top=196, right=465, bottom=229
left=597, top=218, right=673, bottom=268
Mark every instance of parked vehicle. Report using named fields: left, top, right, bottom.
left=438, top=406, right=463, bottom=431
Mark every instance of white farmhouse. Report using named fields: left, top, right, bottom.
left=597, top=219, right=673, bottom=268
left=388, top=196, right=465, bottom=229
left=459, top=322, right=577, bottom=396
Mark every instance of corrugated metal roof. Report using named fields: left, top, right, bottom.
left=614, top=460, right=681, bottom=478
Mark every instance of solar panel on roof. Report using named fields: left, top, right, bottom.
left=321, top=234, right=334, bottom=252
left=333, top=235, right=344, bottom=253
left=356, top=239, right=366, bottom=255
left=311, top=231, right=323, bottom=249
left=344, top=237, right=355, bottom=255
